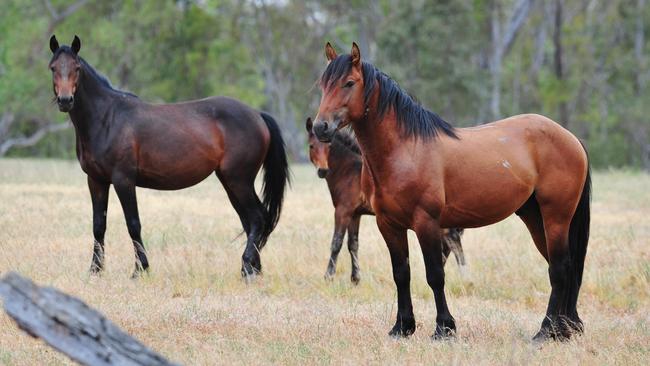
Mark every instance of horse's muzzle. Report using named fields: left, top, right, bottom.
left=57, top=96, right=74, bottom=112
left=313, top=119, right=338, bottom=142
left=317, top=168, right=329, bottom=178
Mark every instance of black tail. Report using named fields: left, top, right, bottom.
left=566, top=151, right=591, bottom=321
left=259, top=112, right=290, bottom=246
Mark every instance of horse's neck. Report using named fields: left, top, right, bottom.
left=68, top=70, right=116, bottom=143
left=328, top=140, right=361, bottom=174
left=351, top=110, right=402, bottom=183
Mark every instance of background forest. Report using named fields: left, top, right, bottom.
left=1, top=0, right=649, bottom=168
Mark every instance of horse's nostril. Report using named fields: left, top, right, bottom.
left=58, top=96, right=73, bottom=104
left=323, top=122, right=329, bottom=130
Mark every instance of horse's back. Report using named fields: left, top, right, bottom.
left=438, top=114, right=587, bottom=228
left=128, top=96, right=269, bottom=189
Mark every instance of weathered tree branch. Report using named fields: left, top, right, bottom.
left=0, top=121, right=71, bottom=156
left=43, top=0, right=90, bottom=27
left=0, top=112, right=15, bottom=140
left=0, top=272, right=180, bottom=366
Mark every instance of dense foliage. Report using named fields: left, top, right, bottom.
left=1, top=0, right=648, bottom=168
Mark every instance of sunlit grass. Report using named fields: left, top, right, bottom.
left=0, top=159, right=648, bottom=365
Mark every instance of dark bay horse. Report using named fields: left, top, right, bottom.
left=305, top=118, right=466, bottom=284
left=48, top=35, right=289, bottom=278
left=313, top=43, right=590, bottom=342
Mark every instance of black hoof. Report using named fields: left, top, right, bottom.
left=241, top=261, right=262, bottom=282
left=432, top=317, right=456, bottom=340
left=432, top=325, right=456, bottom=340
left=324, top=269, right=335, bottom=281
left=89, top=263, right=103, bottom=275
left=534, top=315, right=582, bottom=343
left=532, top=328, right=554, bottom=344
left=388, top=317, right=416, bottom=338
left=130, top=262, right=149, bottom=279
left=351, top=273, right=360, bottom=285
left=565, top=314, right=584, bottom=334
left=131, top=268, right=148, bottom=279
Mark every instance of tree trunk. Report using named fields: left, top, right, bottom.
left=553, top=0, right=569, bottom=127
left=0, top=272, right=180, bottom=366
left=635, top=0, right=646, bottom=95
left=488, top=0, right=535, bottom=120
left=490, top=1, right=503, bottom=120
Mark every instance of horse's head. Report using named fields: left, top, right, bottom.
left=48, top=35, right=81, bottom=112
left=313, top=42, right=366, bottom=142
left=306, top=117, right=330, bottom=178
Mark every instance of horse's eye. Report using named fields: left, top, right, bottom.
left=309, top=145, right=314, bottom=149
left=50, top=66, right=55, bottom=72
left=343, top=80, right=355, bottom=88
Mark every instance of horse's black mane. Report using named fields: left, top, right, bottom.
left=50, top=46, right=138, bottom=98
left=332, top=130, right=361, bottom=156
left=320, top=54, right=457, bottom=140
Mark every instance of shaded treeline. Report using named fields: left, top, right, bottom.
left=1, top=0, right=648, bottom=168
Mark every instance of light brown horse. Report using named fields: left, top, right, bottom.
left=306, top=118, right=466, bottom=284
left=312, top=43, right=590, bottom=342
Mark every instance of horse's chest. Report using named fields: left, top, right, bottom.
left=78, top=149, right=110, bottom=181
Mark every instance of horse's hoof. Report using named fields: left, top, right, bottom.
left=432, top=325, right=456, bottom=340
left=324, top=271, right=335, bottom=281
left=532, top=329, right=553, bottom=344
left=130, top=267, right=149, bottom=280
left=241, top=263, right=261, bottom=283
left=351, top=273, right=361, bottom=285
left=89, top=264, right=103, bottom=275
left=388, top=318, right=416, bottom=338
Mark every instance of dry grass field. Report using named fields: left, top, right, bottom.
left=0, top=158, right=649, bottom=365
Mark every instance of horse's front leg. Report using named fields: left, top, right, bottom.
left=415, top=219, right=456, bottom=339
left=88, top=176, right=109, bottom=273
left=113, top=178, right=149, bottom=277
left=377, top=219, right=415, bottom=337
left=347, top=214, right=361, bottom=284
left=324, top=208, right=349, bottom=281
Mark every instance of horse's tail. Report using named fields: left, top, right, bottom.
left=567, top=148, right=591, bottom=319
left=259, top=112, right=290, bottom=247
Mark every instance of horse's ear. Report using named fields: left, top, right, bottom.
left=71, top=35, right=81, bottom=54
left=351, top=42, right=361, bottom=67
left=325, top=42, right=337, bottom=63
left=49, top=35, right=59, bottom=54
left=306, top=117, right=313, bottom=133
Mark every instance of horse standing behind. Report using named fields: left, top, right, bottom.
left=47, top=35, right=289, bottom=278
left=313, top=43, right=590, bottom=342
left=305, top=118, right=466, bottom=284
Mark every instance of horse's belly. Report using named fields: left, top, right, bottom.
left=439, top=179, right=533, bottom=228
left=135, top=160, right=216, bottom=190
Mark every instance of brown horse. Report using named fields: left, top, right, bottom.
left=305, top=118, right=466, bottom=284
left=48, top=35, right=289, bottom=278
left=312, top=43, right=590, bottom=342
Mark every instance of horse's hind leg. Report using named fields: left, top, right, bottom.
left=443, top=229, right=468, bottom=278
left=534, top=193, right=583, bottom=341
left=113, top=179, right=149, bottom=277
left=217, top=172, right=266, bottom=278
left=347, top=214, right=361, bottom=284
left=442, top=229, right=466, bottom=267
left=516, top=194, right=548, bottom=261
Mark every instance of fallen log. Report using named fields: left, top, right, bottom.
left=0, top=272, right=180, bottom=366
